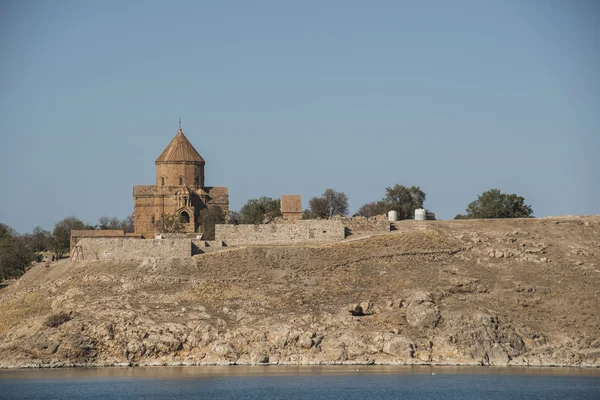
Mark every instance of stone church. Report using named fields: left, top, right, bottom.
left=133, top=127, right=229, bottom=238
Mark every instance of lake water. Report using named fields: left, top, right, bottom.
left=0, top=366, right=599, bottom=400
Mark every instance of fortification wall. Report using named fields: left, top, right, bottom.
left=70, top=230, right=128, bottom=253
left=215, top=220, right=345, bottom=245
left=298, top=220, right=346, bottom=241
left=74, top=238, right=191, bottom=260
left=161, top=232, right=203, bottom=239
left=330, top=215, right=390, bottom=233
left=273, top=216, right=389, bottom=233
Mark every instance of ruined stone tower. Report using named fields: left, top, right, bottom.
left=133, top=128, right=229, bottom=238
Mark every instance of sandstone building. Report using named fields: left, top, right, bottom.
left=133, top=128, right=229, bottom=238
left=280, top=195, right=302, bottom=220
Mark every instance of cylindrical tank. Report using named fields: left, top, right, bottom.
left=415, top=208, right=426, bottom=221
left=388, top=210, right=398, bottom=221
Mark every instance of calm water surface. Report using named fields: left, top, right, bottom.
left=0, top=366, right=599, bottom=400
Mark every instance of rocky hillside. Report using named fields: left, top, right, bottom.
left=1, top=216, right=599, bottom=368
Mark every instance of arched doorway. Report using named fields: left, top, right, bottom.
left=180, top=211, right=190, bottom=224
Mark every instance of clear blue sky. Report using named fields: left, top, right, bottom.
left=1, top=0, right=598, bottom=233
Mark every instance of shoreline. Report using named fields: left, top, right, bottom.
left=2, top=360, right=599, bottom=370
left=1, top=364, right=600, bottom=383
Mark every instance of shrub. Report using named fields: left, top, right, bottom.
left=0, top=223, right=33, bottom=282
left=239, top=197, right=282, bottom=224
left=306, top=189, right=349, bottom=219
left=460, top=189, right=534, bottom=219
left=379, top=185, right=426, bottom=220
left=44, top=312, right=72, bottom=328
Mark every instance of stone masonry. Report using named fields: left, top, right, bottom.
left=75, top=238, right=192, bottom=260
left=70, top=230, right=143, bottom=254
left=133, top=127, right=229, bottom=239
left=71, top=220, right=354, bottom=260
left=280, top=195, right=302, bottom=220
left=214, top=220, right=345, bottom=246
left=330, top=215, right=391, bottom=233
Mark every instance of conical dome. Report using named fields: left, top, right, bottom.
left=155, top=128, right=205, bottom=163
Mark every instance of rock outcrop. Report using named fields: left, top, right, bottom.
left=0, top=216, right=598, bottom=368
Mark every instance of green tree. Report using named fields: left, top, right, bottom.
left=239, top=197, right=282, bottom=224
left=379, top=185, right=426, bottom=220
left=355, top=202, right=384, bottom=218
left=51, top=216, right=89, bottom=259
left=19, top=226, right=51, bottom=253
left=0, top=223, right=33, bottom=282
left=156, top=214, right=187, bottom=234
left=304, top=189, right=349, bottom=219
left=122, top=214, right=134, bottom=233
left=228, top=210, right=242, bottom=225
left=307, top=197, right=329, bottom=219
left=323, top=189, right=349, bottom=217
left=459, top=189, right=533, bottom=219
left=199, top=206, right=225, bottom=240
left=301, top=209, right=314, bottom=220
left=97, top=214, right=134, bottom=233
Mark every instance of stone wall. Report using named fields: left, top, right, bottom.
left=161, top=232, right=204, bottom=239
left=330, top=215, right=390, bottom=233
left=271, top=215, right=390, bottom=233
left=70, top=230, right=139, bottom=253
left=214, top=220, right=345, bottom=245
left=74, top=238, right=192, bottom=260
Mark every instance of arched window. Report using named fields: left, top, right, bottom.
left=194, top=176, right=199, bottom=186
left=180, top=211, right=190, bottom=224
left=151, top=216, right=155, bottom=224
left=161, top=177, right=165, bottom=186
left=179, top=176, right=183, bottom=185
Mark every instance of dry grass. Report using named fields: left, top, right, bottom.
left=1, top=216, right=599, bottom=367
left=0, top=292, right=51, bottom=335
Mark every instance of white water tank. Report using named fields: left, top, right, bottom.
left=415, top=208, right=426, bottom=221
left=388, top=210, right=398, bottom=221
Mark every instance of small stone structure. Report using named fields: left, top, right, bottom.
left=280, top=195, right=302, bottom=220
left=214, top=220, right=345, bottom=246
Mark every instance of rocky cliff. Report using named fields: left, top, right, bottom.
left=1, top=216, right=599, bottom=368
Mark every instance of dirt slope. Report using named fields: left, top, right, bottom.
left=1, top=216, right=599, bottom=368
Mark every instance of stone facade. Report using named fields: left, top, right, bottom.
left=280, top=195, right=302, bottom=220
left=133, top=128, right=229, bottom=238
left=74, top=238, right=192, bottom=260
left=214, top=220, right=345, bottom=246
